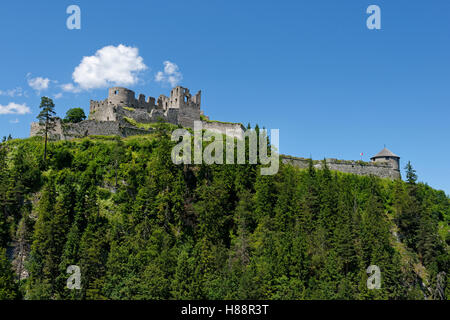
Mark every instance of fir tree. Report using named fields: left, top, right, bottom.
left=36, top=97, right=56, bottom=163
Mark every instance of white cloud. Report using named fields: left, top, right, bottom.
left=0, top=87, right=24, bottom=97
left=155, top=61, right=182, bottom=87
left=54, top=93, right=63, bottom=99
left=71, top=44, right=147, bottom=90
left=27, top=75, right=50, bottom=92
left=61, top=83, right=81, bottom=93
left=9, top=118, right=19, bottom=124
left=0, top=102, right=31, bottom=115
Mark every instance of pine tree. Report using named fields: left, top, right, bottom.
left=405, top=161, right=417, bottom=184
left=36, top=96, right=56, bottom=163
left=0, top=247, right=18, bottom=299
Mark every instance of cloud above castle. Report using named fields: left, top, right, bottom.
left=0, top=87, right=25, bottom=98
left=0, top=44, right=184, bottom=121
left=27, top=75, right=50, bottom=92
left=155, top=61, right=183, bottom=87
left=57, top=44, right=183, bottom=92
left=65, top=44, right=148, bottom=91
left=0, top=102, right=30, bottom=115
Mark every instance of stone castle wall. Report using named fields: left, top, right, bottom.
left=178, top=105, right=200, bottom=128
left=89, top=86, right=200, bottom=128
left=281, top=155, right=401, bottom=179
left=106, top=87, right=156, bottom=111
left=202, top=121, right=245, bottom=140
left=29, top=85, right=401, bottom=180
left=31, top=118, right=153, bottom=140
left=89, top=100, right=118, bottom=122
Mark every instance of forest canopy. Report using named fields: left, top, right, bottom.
left=0, top=124, right=448, bottom=300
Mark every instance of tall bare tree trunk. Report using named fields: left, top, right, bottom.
left=44, top=120, right=48, bottom=163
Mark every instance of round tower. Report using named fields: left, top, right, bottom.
left=108, top=87, right=136, bottom=107
left=370, top=147, right=400, bottom=171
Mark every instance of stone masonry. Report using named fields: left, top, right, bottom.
left=89, top=86, right=202, bottom=128
left=30, top=86, right=401, bottom=179
left=31, top=86, right=245, bottom=140
left=281, top=155, right=401, bottom=179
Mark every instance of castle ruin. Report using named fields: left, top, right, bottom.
left=89, top=86, right=202, bottom=128
left=30, top=86, right=245, bottom=140
left=30, top=86, right=401, bottom=179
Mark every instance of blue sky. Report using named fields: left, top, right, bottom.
left=0, top=0, right=449, bottom=194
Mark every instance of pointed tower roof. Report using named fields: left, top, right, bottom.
left=371, top=147, right=399, bottom=160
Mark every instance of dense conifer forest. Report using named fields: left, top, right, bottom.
left=0, top=124, right=448, bottom=300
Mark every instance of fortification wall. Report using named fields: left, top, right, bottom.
left=30, top=120, right=65, bottom=141
left=89, top=101, right=117, bottom=122
left=30, top=85, right=403, bottom=181
left=88, top=86, right=203, bottom=128
left=108, top=87, right=135, bottom=106
left=178, top=105, right=200, bottom=128
left=120, top=108, right=153, bottom=123
left=30, top=119, right=153, bottom=140
left=168, top=87, right=201, bottom=110
left=281, top=155, right=401, bottom=180
left=107, top=87, right=155, bottom=110
left=202, top=121, right=245, bottom=140
left=166, top=108, right=179, bottom=125
left=158, top=95, right=171, bottom=110
left=120, top=125, right=154, bottom=137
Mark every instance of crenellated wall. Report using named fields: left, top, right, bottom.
left=29, top=86, right=402, bottom=180
left=107, top=87, right=156, bottom=111
left=89, top=86, right=201, bottom=128
left=281, top=155, right=401, bottom=180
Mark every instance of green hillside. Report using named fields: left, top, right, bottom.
left=0, top=124, right=448, bottom=300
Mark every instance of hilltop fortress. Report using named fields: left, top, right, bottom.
left=30, top=86, right=401, bottom=179
left=30, top=86, right=245, bottom=140
left=89, top=86, right=202, bottom=128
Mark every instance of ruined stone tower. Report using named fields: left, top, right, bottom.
left=29, top=85, right=401, bottom=180
left=167, top=86, right=201, bottom=128
left=88, top=86, right=202, bottom=128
